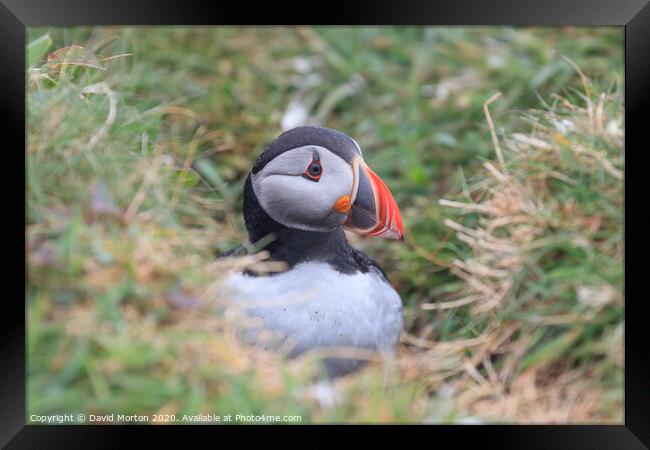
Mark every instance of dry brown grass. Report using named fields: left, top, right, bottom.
left=406, top=83, right=624, bottom=423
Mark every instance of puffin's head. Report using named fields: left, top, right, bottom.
left=249, top=126, right=404, bottom=240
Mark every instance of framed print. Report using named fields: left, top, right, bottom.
left=3, top=0, right=648, bottom=447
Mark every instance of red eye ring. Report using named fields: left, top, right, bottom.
left=303, top=159, right=323, bottom=182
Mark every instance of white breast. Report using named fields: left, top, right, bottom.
left=222, top=262, right=403, bottom=357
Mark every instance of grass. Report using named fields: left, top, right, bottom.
left=26, top=26, right=623, bottom=423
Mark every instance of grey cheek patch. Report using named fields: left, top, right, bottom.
left=251, top=145, right=354, bottom=232
left=253, top=174, right=328, bottom=231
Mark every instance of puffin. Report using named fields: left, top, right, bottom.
left=221, top=126, right=404, bottom=377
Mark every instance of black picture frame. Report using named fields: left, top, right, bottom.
left=4, top=0, right=648, bottom=447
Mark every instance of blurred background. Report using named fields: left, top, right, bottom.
left=27, top=27, right=623, bottom=423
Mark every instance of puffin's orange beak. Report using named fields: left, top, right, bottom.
left=340, top=158, right=404, bottom=241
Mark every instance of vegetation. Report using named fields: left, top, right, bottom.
left=27, top=26, right=623, bottom=423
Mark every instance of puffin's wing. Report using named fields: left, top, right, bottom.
left=350, top=247, right=390, bottom=282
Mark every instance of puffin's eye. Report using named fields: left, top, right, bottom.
left=303, top=159, right=322, bottom=182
